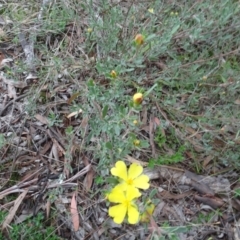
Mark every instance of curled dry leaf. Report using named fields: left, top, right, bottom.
left=71, top=192, right=80, bottom=231
left=67, top=109, right=83, bottom=119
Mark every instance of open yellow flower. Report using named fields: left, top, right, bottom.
left=108, top=187, right=141, bottom=224
left=111, top=161, right=150, bottom=191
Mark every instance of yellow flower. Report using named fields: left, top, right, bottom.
left=148, top=8, right=154, bottom=14
left=133, top=120, right=138, bottom=125
left=87, top=28, right=93, bottom=33
left=202, top=75, right=207, bottom=81
left=134, top=34, right=144, bottom=46
left=133, top=139, right=140, bottom=146
left=110, top=70, right=117, bottom=78
left=111, top=161, right=150, bottom=191
left=133, top=93, right=143, bottom=105
left=108, top=187, right=141, bottom=224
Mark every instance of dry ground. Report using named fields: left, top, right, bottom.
left=0, top=0, right=240, bottom=239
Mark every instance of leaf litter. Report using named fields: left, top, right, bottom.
left=0, top=0, right=240, bottom=239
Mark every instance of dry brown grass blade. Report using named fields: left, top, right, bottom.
left=67, top=92, right=80, bottom=105
left=67, top=109, right=83, bottom=119
left=71, top=192, right=80, bottom=231
left=2, top=188, right=28, bottom=230
left=46, top=200, right=51, bottom=219
left=126, top=155, right=147, bottom=166
left=149, top=215, right=161, bottom=236
left=149, top=115, right=156, bottom=158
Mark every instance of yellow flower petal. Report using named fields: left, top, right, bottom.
left=128, top=163, right=143, bottom=180
left=133, top=175, right=150, bottom=190
left=109, top=203, right=127, bottom=224
left=111, top=161, right=128, bottom=181
left=126, top=187, right=141, bottom=201
left=115, top=182, right=128, bottom=191
left=108, top=187, right=125, bottom=203
left=127, top=204, right=140, bottom=224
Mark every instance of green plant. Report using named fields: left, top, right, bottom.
left=1, top=0, right=240, bottom=238
left=0, top=134, right=5, bottom=149
left=148, top=146, right=185, bottom=167
left=0, top=212, right=60, bottom=240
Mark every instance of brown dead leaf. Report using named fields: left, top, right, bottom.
left=7, top=84, right=16, bottom=99
left=203, top=155, right=214, bottom=168
left=71, top=192, right=80, bottom=231
left=153, top=117, right=161, bottom=126
left=212, top=137, right=226, bottom=148
left=141, top=106, right=148, bottom=125
left=194, top=195, right=224, bottom=209
left=0, top=51, right=5, bottom=66
left=2, top=189, right=28, bottom=230
left=51, top=142, right=60, bottom=167
left=35, top=114, right=49, bottom=125
left=80, top=117, right=88, bottom=129
left=234, top=99, right=240, bottom=105
left=39, top=142, right=52, bottom=155
left=83, top=156, right=94, bottom=192
left=46, top=200, right=51, bottom=219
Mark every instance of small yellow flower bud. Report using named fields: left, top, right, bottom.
left=110, top=70, right=117, bottom=78
left=141, top=202, right=155, bottom=223
left=134, top=34, right=144, bottom=46
left=170, top=11, right=174, bottom=16
left=87, top=28, right=93, bottom=33
left=148, top=8, right=154, bottom=14
left=175, top=12, right=178, bottom=16
left=202, top=76, right=207, bottom=81
left=133, top=139, right=140, bottom=146
left=133, top=120, right=138, bottom=125
left=133, top=93, right=143, bottom=105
